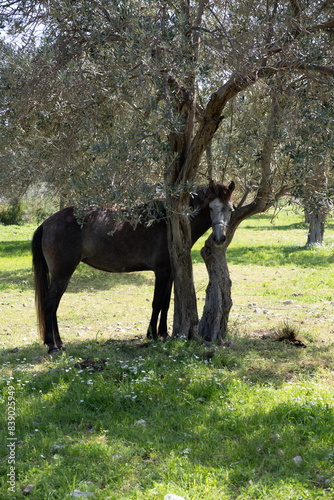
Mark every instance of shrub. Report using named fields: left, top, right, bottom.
left=0, top=201, right=24, bottom=225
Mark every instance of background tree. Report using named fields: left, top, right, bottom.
left=207, top=78, right=333, bottom=246
left=0, top=0, right=333, bottom=338
left=283, top=89, right=333, bottom=245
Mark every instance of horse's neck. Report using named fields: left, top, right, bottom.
left=190, top=205, right=211, bottom=244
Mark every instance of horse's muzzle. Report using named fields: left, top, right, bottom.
left=213, top=234, right=226, bottom=247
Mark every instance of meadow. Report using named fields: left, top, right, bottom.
left=0, top=207, right=334, bottom=499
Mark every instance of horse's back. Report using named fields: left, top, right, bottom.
left=81, top=209, right=170, bottom=272
left=40, top=207, right=170, bottom=275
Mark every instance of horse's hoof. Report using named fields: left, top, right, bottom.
left=48, top=346, right=60, bottom=355
left=159, top=332, right=169, bottom=340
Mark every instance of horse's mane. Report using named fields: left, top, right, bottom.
left=190, top=182, right=233, bottom=208
left=139, top=182, right=233, bottom=218
left=137, top=182, right=226, bottom=216
left=111, top=181, right=233, bottom=225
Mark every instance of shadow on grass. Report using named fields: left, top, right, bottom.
left=1, top=337, right=333, bottom=498
left=0, top=240, right=32, bottom=257
left=241, top=221, right=308, bottom=231
left=213, top=336, right=334, bottom=385
left=2, top=335, right=334, bottom=391
left=240, top=213, right=334, bottom=230
left=0, top=269, right=34, bottom=291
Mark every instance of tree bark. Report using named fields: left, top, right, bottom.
left=306, top=211, right=326, bottom=245
left=164, top=1, right=207, bottom=340
left=167, top=192, right=200, bottom=340
left=165, top=95, right=199, bottom=339
left=199, top=235, right=232, bottom=343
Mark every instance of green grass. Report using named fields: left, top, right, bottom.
left=0, top=209, right=334, bottom=499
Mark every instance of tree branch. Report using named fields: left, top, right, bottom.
left=225, top=87, right=282, bottom=244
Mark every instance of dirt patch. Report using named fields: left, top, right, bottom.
left=253, top=327, right=307, bottom=348
left=75, top=359, right=108, bottom=371
left=103, top=338, right=151, bottom=348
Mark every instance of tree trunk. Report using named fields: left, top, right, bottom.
left=306, top=211, right=326, bottom=245
left=164, top=14, right=200, bottom=339
left=167, top=193, right=199, bottom=340
left=303, top=160, right=328, bottom=246
left=199, top=234, right=232, bottom=343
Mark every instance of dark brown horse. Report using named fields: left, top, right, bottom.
left=32, top=181, right=235, bottom=353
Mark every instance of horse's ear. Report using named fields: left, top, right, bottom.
left=209, top=179, right=215, bottom=192
left=228, top=181, right=235, bottom=193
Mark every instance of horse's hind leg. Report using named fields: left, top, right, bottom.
left=52, top=298, right=65, bottom=350
left=44, top=276, right=71, bottom=354
left=147, top=268, right=171, bottom=340
left=158, top=275, right=173, bottom=339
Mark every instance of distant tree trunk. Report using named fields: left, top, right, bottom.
left=199, top=234, right=232, bottom=343
left=303, top=160, right=328, bottom=246
left=306, top=211, right=326, bottom=245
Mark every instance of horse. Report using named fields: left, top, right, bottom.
left=32, top=180, right=235, bottom=353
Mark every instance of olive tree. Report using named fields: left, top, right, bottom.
left=0, top=0, right=333, bottom=339
left=283, top=91, right=333, bottom=245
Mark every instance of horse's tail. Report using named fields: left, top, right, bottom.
left=32, top=225, right=49, bottom=342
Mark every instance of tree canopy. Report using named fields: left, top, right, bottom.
left=1, top=0, right=333, bottom=202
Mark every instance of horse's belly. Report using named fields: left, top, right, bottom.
left=82, top=254, right=151, bottom=273
left=81, top=242, right=154, bottom=272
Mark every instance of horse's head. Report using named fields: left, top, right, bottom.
left=208, top=180, right=235, bottom=246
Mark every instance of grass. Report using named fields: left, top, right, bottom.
left=0, top=208, right=334, bottom=499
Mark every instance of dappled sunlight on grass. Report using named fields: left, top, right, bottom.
left=226, top=243, right=334, bottom=268
left=1, top=338, right=334, bottom=499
